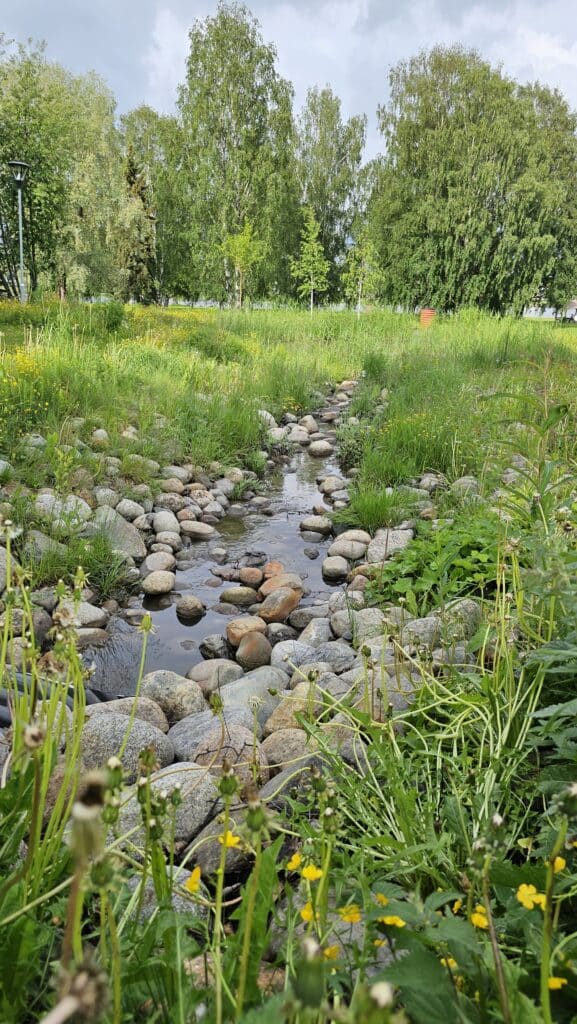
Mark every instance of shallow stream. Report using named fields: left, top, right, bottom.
left=88, top=446, right=344, bottom=698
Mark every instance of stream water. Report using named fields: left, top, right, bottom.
left=87, top=446, right=343, bottom=698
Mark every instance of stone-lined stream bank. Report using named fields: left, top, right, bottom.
left=0, top=378, right=482, bottom=872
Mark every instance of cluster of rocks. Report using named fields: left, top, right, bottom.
left=80, top=583, right=482, bottom=868
left=0, top=375, right=492, bottom=877
left=0, top=382, right=363, bottom=653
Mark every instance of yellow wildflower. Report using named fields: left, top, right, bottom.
left=302, top=864, right=323, bottom=882
left=516, top=884, right=547, bottom=911
left=452, top=899, right=463, bottom=914
left=338, top=904, right=362, bottom=924
left=379, top=915, right=406, bottom=928
left=553, top=856, right=566, bottom=874
left=470, top=905, right=489, bottom=930
left=323, top=945, right=340, bottom=960
left=184, top=866, right=201, bottom=894
left=374, top=939, right=385, bottom=947
left=440, top=957, right=458, bottom=970
left=548, top=977, right=568, bottom=990
left=375, top=892, right=389, bottom=906
left=300, top=901, right=314, bottom=923
left=287, top=851, right=302, bottom=871
left=218, top=830, right=241, bottom=848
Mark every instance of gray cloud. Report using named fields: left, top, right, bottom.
left=4, top=0, right=577, bottom=159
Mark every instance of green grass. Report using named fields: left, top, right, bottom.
left=332, top=485, right=422, bottom=534
left=3, top=302, right=577, bottom=1022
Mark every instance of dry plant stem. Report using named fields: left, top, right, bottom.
left=38, top=994, right=80, bottom=1024
left=540, top=819, right=568, bottom=1024
left=482, top=856, right=511, bottom=1024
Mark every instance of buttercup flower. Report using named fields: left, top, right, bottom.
left=548, top=977, right=568, bottom=990
left=440, top=957, right=458, bottom=970
left=516, top=884, right=546, bottom=911
left=553, top=857, right=566, bottom=874
left=185, top=866, right=201, bottom=894
left=338, top=904, right=362, bottom=924
left=287, top=851, right=302, bottom=871
left=323, top=945, right=340, bottom=960
left=470, top=905, right=489, bottom=929
left=300, top=901, right=314, bottom=923
left=452, top=899, right=463, bottom=914
left=218, top=830, right=241, bottom=848
left=375, top=892, right=389, bottom=906
left=302, top=864, right=323, bottom=882
left=379, top=915, right=406, bottom=928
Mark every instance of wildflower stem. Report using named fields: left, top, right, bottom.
left=213, top=794, right=232, bottom=1024
left=61, top=865, right=84, bottom=969
left=235, top=831, right=262, bottom=1021
left=481, top=856, right=511, bottom=1024
left=540, top=818, right=568, bottom=1024
left=105, top=892, right=122, bottom=1024
left=118, top=625, right=149, bottom=761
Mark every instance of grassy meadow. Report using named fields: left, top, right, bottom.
left=2, top=302, right=577, bottom=1022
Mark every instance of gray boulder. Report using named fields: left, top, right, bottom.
left=82, top=713, right=174, bottom=782
left=169, top=706, right=256, bottom=761
left=141, top=670, right=207, bottom=724
left=92, top=506, right=147, bottom=560
left=119, top=762, right=220, bottom=847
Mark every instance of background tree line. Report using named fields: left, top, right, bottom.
left=1, top=3, right=576, bottom=314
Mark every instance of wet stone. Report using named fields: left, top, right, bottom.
left=176, top=595, right=206, bottom=621
left=199, top=634, right=232, bottom=659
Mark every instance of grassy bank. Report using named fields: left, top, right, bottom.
left=2, top=303, right=577, bottom=1022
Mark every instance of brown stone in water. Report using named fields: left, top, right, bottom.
left=226, top=615, right=267, bottom=647
left=239, top=566, right=264, bottom=587
left=259, top=572, right=303, bottom=598
left=263, top=560, right=284, bottom=579
left=259, top=587, right=301, bottom=623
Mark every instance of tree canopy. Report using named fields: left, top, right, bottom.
left=368, top=46, right=577, bottom=314
left=1, top=23, right=576, bottom=313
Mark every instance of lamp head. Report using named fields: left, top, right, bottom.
left=8, top=160, right=30, bottom=185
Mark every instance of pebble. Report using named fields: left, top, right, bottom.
left=236, top=631, right=272, bottom=669
left=81, top=713, right=174, bottom=783
left=116, top=498, right=145, bottom=521
left=176, top=595, right=206, bottom=621
left=180, top=521, right=217, bottom=540
left=300, top=515, right=332, bottom=535
left=142, top=570, right=176, bottom=595
left=186, top=658, right=243, bottom=694
left=226, top=615, right=267, bottom=647
left=322, top=555, right=349, bottom=581
left=259, top=587, right=301, bottom=623
left=220, top=586, right=258, bottom=608
left=153, top=510, right=181, bottom=534
left=143, top=551, right=176, bottom=573
left=194, top=724, right=269, bottom=786
left=308, top=439, right=334, bottom=457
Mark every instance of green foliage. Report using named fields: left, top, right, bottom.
left=296, top=86, right=366, bottom=296
left=366, top=507, right=502, bottom=614
left=290, top=206, right=331, bottom=313
left=369, top=45, right=577, bottom=313
left=178, top=2, right=300, bottom=301
left=221, top=220, right=265, bottom=307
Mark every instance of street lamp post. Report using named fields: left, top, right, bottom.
left=8, top=160, right=30, bottom=304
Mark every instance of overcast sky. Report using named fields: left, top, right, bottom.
left=4, top=1, right=577, bottom=157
